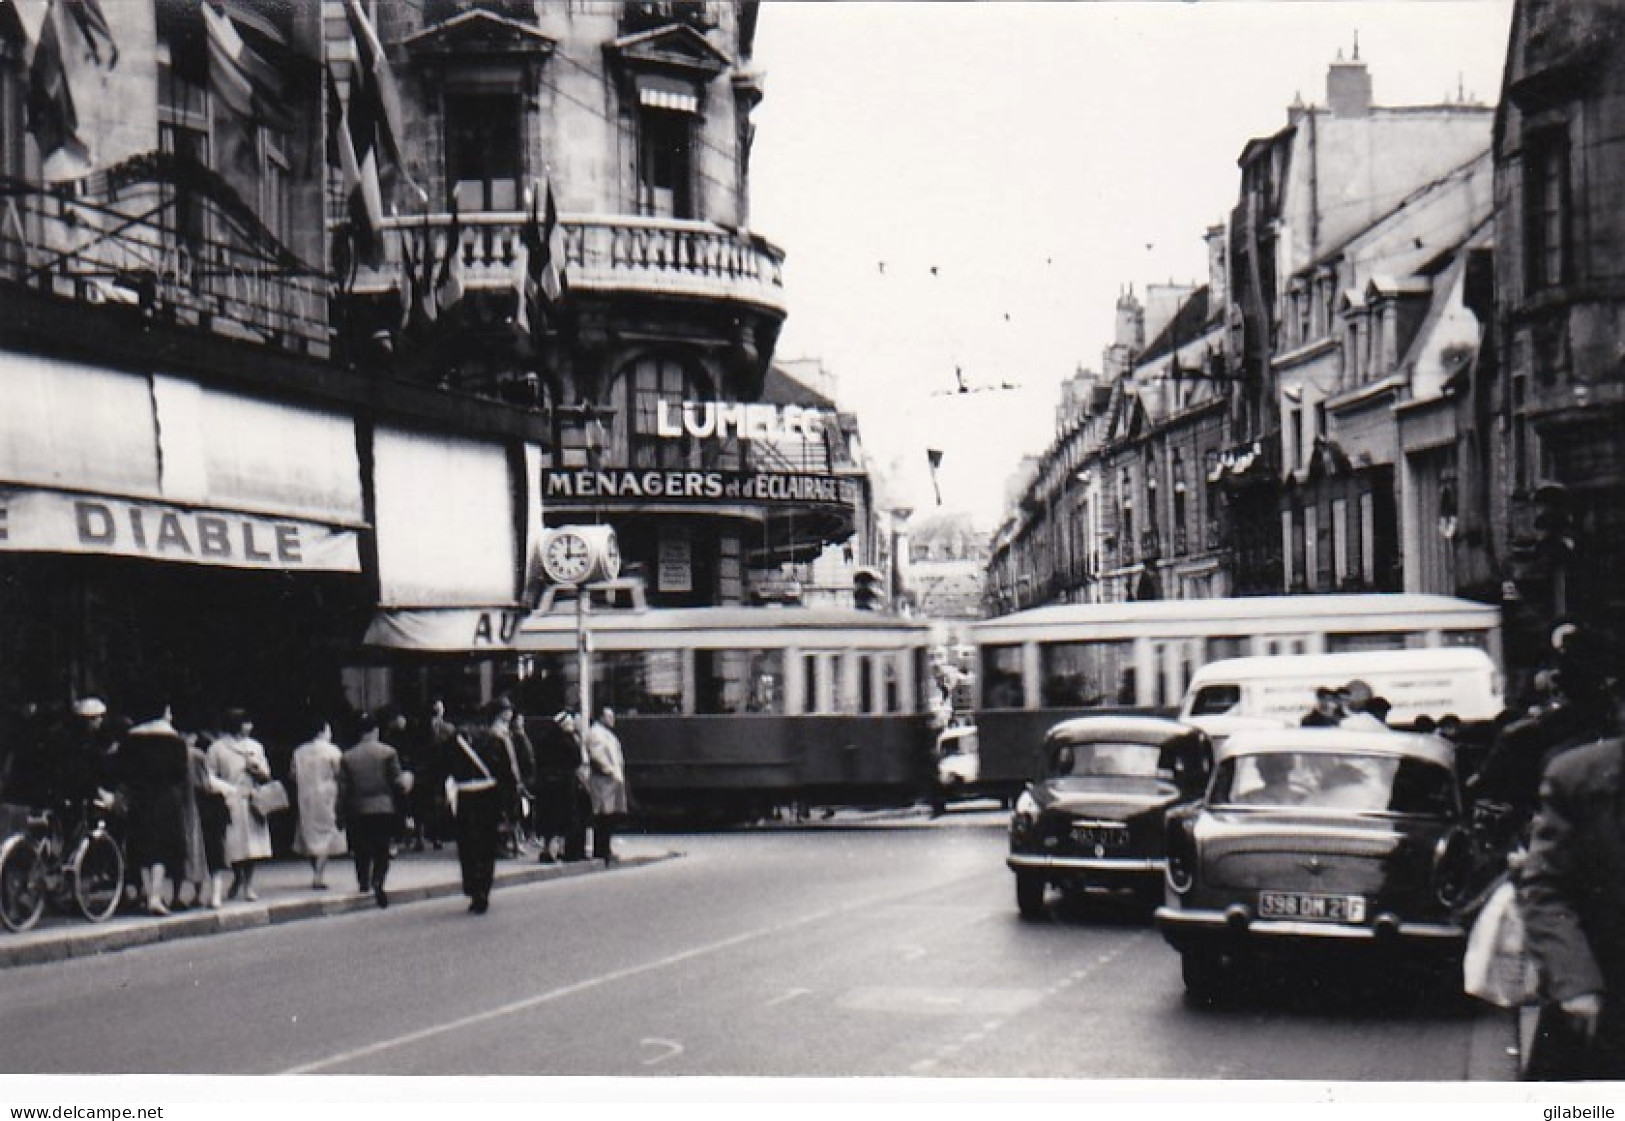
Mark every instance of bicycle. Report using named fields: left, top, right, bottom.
left=0, top=800, right=126, bottom=932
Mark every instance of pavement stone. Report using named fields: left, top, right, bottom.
left=0, top=842, right=676, bottom=971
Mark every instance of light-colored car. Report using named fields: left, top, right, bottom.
left=1155, top=727, right=1468, bottom=998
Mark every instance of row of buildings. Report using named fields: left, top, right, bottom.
left=0, top=0, right=882, bottom=736
left=988, top=1, right=1625, bottom=691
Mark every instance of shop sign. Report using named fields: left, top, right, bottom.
left=0, top=489, right=360, bottom=572
left=658, top=535, right=692, bottom=593
left=656, top=401, right=826, bottom=442
left=543, top=468, right=859, bottom=511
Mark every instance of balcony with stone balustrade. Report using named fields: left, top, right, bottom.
left=349, top=211, right=787, bottom=316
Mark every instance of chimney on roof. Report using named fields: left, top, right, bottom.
left=1327, top=37, right=1372, bottom=117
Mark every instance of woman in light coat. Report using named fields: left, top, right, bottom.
left=206, top=708, right=274, bottom=902
left=289, top=718, right=347, bottom=890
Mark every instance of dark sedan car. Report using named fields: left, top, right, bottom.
left=1155, top=727, right=1468, bottom=997
left=1007, top=716, right=1212, bottom=918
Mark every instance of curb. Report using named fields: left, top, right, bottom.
left=0, top=852, right=676, bottom=971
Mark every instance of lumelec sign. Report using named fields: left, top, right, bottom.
left=655, top=401, right=826, bottom=442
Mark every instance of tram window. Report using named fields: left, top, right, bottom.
left=1326, top=632, right=1409, bottom=653
left=598, top=650, right=683, bottom=715
left=696, top=648, right=783, bottom=715
left=1442, top=630, right=1489, bottom=650
left=1040, top=640, right=1133, bottom=708
left=982, top=645, right=1024, bottom=709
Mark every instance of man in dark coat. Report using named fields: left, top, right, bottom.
left=340, top=710, right=411, bottom=909
left=446, top=702, right=521, bottom=914
left=1520, top=720, right=1625, bottom=1079
left=531, top=710, right=587, bottom=863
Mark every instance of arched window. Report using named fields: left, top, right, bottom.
left=612, top=355, right=739, bottom=471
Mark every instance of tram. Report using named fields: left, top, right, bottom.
left=511, top=599, right=942, bottom=822
left=965, top=594, right=1504, bottom=804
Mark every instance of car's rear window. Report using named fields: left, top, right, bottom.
left=1212, top=751, right=1455, bottom=815
left=1046, top=740, right=1164, bottom=779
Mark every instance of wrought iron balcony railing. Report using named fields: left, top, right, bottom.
left=1, top=155, right=330, bottom=356
left=351, top=211, right=786, bottom=314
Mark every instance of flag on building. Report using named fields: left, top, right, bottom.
left=434, top=198, right=466, bottom=318
left=514, top=177, right=567, bottom=339
left=331, top=0, right=412, bottom=271
left=25, top=0, right=118, bottom=182
left=927, top=448, right=944, bottom=506
left=201, top=2, right=292, bottom=132
left=538, top=177, right=566, bottom=304
left=343, top=0, right=408, bottom=184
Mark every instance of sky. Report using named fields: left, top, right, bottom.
left=748, top=1, right=1516, bottom=530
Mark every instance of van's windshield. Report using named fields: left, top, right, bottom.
left=1187, top=684, right=1240, bottom=717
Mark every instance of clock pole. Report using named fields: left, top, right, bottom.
left=577, top=584, right=592, bottom=730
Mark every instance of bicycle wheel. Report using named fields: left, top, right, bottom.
left=68, top=830, right=124, bottom=923
left=0, top=834, right=46, bottom=933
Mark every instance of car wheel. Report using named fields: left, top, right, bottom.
left=1015, top=872, right=1046, bottom=919
left=1180, top=949, right=1227, bottom=999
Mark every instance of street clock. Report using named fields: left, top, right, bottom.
left=540, top=525, right=621, bottom=586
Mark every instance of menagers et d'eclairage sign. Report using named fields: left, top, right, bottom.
left=655, top=401, right=827, bottom=442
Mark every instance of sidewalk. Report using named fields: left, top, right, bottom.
left=0, top=840, right=678, bottom=970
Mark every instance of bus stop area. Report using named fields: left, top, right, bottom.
left=0, top=844, right=677, bottom=971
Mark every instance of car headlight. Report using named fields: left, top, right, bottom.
left=1011, top=789, right=1039, bottom=830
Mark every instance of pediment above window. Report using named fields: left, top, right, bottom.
left=608, top=23, right=732, bottom=84
left=405, top=9, right=557, bottom=60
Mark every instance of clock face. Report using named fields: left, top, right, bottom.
left=543, top=531, right=592, bottom=584
left=603, top=530, right=621, bottom=579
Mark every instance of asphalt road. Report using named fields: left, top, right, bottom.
left=0, top=814, right=1512, bottom=1080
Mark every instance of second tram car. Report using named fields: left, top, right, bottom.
left=513, top=602, right=941, bottom=821
left=967, top=594, right=1503, bottom=805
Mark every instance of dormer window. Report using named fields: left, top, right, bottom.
left=608, top=21, right=730, bottom=221
left=639, top=100, right=694, bottom=218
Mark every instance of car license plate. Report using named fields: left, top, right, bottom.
left=1072, top=824, right=1129, bottom=850
left=1258, top=891, right=1366, bottom=923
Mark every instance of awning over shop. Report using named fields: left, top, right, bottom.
left=362, top=606, right=531, bottom=652
left=372, top=425, right=523, bottom=608
left=153, top=375, right=365, bottom=525
left=0, top=356, right=365, bottom=570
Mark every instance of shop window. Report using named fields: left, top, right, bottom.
left=446, top=92, right=521, bottom=212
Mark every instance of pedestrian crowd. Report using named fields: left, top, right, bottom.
left=0, top=690, right=630, bottom=921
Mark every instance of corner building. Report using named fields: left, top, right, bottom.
left=340, top=2, right=845, bottom=618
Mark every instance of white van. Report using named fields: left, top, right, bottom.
left=1178, top=647, right=1503, bottom=740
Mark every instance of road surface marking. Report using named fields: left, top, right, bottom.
left=764, top=988, right=811, bottom=1008
left=280, top=888, right=938, bottom=1074
left=640, top=1038, right=683, bottom=1066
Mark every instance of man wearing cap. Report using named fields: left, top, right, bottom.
left=1301, top=687, right=1343, bottom=727
left=8, top=697, right=111, bottom=811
